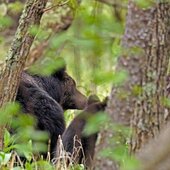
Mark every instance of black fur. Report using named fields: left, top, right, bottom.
left=61, top=95, right=107, bottom=169
left=16, top=68, right=87, bottom=159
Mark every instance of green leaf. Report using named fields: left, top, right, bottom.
left=93, top=70, right=128, bottom=86
left=121, top=156, right=140, bottom=170
left=0, top=102, right=20, bottom=125
left=4, top=129, right=11, bottom=148
left=112, top=39, right=122, bottom=57
left=50, top=33, right=69, bottom=49
left=34, top=160, right=54, bottom=170
left=29, top=57, right=65, bottom=76
left=28, top=25, right=39, bottom=36
left=0, top=16, right=12, bottom=29
left=83, top=112, right=109, bottom=136
left=68, top=0, right=79, bottom=10
left=11, top=114, right=35, bottom=129
left=8, top=1, right=23, bottom=13
left=0, top=152, right=11, bottom=165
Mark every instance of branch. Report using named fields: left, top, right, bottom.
left=43, top=0, right=69, bottom=13
left=26, top=6, right=75, bottom=67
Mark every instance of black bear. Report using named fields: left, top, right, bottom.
left=61, top=95, right=108, bottom=169
left=16, top=66, right=87, bottom=159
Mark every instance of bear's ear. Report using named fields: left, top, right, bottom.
left=52, top=66, right=66, bottom=80
left=101, top=96, right=109, bottom=108
left=87, top=95, right=100, bottom=105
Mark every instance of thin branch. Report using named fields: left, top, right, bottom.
left=43, top=0, right=70, bottom=13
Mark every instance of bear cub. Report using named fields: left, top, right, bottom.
left=60, top=95, right=108, bottom=169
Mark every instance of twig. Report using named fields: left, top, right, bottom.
left=16, top=153, right=24, bottom=168
left=9, top=151, right=16, bottom=170
left=43, top=0, right=70, bottom=13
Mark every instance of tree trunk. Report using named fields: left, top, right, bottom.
left=0, top=0, right=48, bottom=150
left=95, top=1, right=170, bottom=169
left=130, top=2, right=170, bottom=153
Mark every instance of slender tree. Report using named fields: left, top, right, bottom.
left=0, top=0, right=48, bottom=150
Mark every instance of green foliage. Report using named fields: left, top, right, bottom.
left=29, top=56, right=65, bottom=75
left=83, top=112, right=109, bottom=136
left=134, top=0, right=155, bottom=8
left=3, top=129, right=16, bottom=152
left=70, top=164, right=85, bottom=170
left=101, top=145, right=140, bottom=170
left=7, top=1, right=23, bottom=13
left=0, top=152, right=11, bottom=166
left=0, top=103, right=49, bottom=168
left=0, top=0, right=141, bottom=169
left=99, top=124, right=140, bottom=170
left=68, top=0, right=79, bottom=10
left=28, top=160, right=54, bottom=170
left=0, top=102, right=20, bottom=125
left=93, top=69, right=128, bottom=86
left=162, top=97, right=170, bottom=108
left=29, top=26, right=49, bottom=41
left=0, top=16, right=12, bottom=29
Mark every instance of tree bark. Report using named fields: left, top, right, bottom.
left=0, top=0, right=48, bottom=150
left=131, top=2, right=170, bottom=153
left=95, top=1, right=170, bottom=169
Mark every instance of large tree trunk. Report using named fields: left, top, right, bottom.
left=0, top=0, right=48, bottom=150
left=95, top=1, right=170, bottom=169
left=130, top=2, right=170, bottom=153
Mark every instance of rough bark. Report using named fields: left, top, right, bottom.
left=0, top=0, right=48, bottom=150
left=95, top=1, right=170, bottom=169
left=131, top=2, right=170, bottom=153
